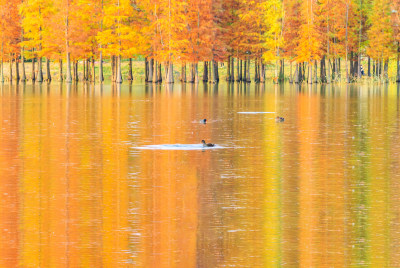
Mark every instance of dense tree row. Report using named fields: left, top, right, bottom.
left=0, top=0, right=400, bottom=84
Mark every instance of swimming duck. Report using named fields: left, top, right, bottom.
left=200, top=119, right=207, bottom=124
left=202, top=140, right=215, bottom=147
left=275, top=116, right=284, bottom=122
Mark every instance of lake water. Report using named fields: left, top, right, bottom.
left=0, top=82, right=400, bottom=267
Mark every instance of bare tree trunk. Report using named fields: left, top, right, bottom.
left=59, top=59, right=63, bottom=81
left=128, top=58, right=133, bottom=81
left=15, top=56, right=20, bottom=82
left=181, top=63, right=186, bottom=82
left=46, top=58, right=51, bottom=82
left=91, top=57, right=95, bottom=82
left=368, top=56, right=371, bottom=77
left=295, top=63, right=299, bottom=83
left=20, top=53, right=26, bottom=82
left=320, top=57, right=326, bottom=83
left=152, top=60, right=158, bottom=83
left=203, top=61, right=208, bottom=82
left=111, top=56, right=116, bottom=82
left=308, top=62, right=313, bottom=84
left=208, top=61, right=212, bottom=83
left=145, top=57, right=149, bottom=82
left=279, top=59, right=284, bottom=82
left=246, top=58, right=250, bottom=82
left=148, top=59, right=153, bottom=82
left=116, top=55, right=122, bottom=83
left=254, top=58, right=258, bottom=82
left=260, top=62, right=265, bottom=83
left=9, top=58, right=12, bottom=82
left=32, top=55, right=36, bottom=81
left=195, top=63, right=200, bottom=82
left=239, top=60, right=242, bottom=81
left=314, top=60, right=318, bottom=83
left=227, top=56, right=231, bottom=81
left=243, top=59, right=247, bottom=82
left=158, top=62, right=162, bottom=83
left=231, top=57, right=235, bottom=82
left=37, top=57, right=43, bottom=82
left=236, top=58, right=240, bottom=82
left=384, top=59, right=389, bottom=81
left=166, top=62, right=174, bottom=83
left=83, top=60, right=86, bottom=81
left=214, top=61, right=219, bottom=82
left=99, top=52, right=104, bottom=82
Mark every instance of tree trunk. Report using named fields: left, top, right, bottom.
left=208, top=61, right=212, bottom=83
left=227, top=56, right=231, bottom=81
left=9, top=58, right=12, bottom=82
left=83, top=59, right=86, bottom=80
left=32, top=56, right=36, bottom=81
left=295, top=64, right=299, bottom=83
left=166, top=62, right=174, bottom=83
left=327, top=58, right=331, bottom=84
left=187, top=63, right=194, bottom=83
left=260, top=63, right=265, bottom=83
left=148, top=59, right=153, bottom=82
left=181, top=63, right=186, bottom=82
left=15, top=57, right=20, bottom=82
left=246, top=58, right=250, bottom=82
left=254, top=58, right=258, bottom=82
left=91, top=57, right=95, bottom=82
left=152, top=60, right=158, bottom=83
left=368, top=56, right=371, bottom=78
left=145, top=57, right=148, bottom=82
left=158, top=62, right=162, bottom=83
left=203, top=61, right=208, bottom=82
left=112, top=56, right=116, bottom=82
left=279, top=59, right=284, bottom=82
left=243, top=59, right=247, bottom=82
left=75, top=61, right=79, bottom=81
left=99, top=52, right=104, bottom=82
left=308, top=62, right=313, bottom=84
left=37, top=57, right=43, bottom=82
left=236, top=58, right=240, bottom=82
left=314, top=60, right=318, bottom=83
left=116, top=55, right=122, bottom=83
left=86, top=58, right=90, bottom=81
left=128, top=58, right=133, bottom=81
left=320, top=57, right=326, bottom=83
left=21, top=54, right=26, bottom=82
left=231, top=57, right=235, bottom=82
left=214, top=61, right=219, bottom=82
left=66, top=52, right=72, bottom=82
left=194, top=63, right=199, bottom=83
left=46, top=58, right=51, bottom=82
left=59, top=59, right=63, bottom=81
left=384, top=59, right=389, bottom=81
left=239, top=60, right=243, bottom=81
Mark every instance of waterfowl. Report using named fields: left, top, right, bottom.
left=275, top=116, right=284, bottom=122
left=200, top=119, right=207, bottom=124
left=201, top=140, right=215, bottom=147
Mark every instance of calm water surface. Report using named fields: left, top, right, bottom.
left=0, top=82, right=400, bottom=267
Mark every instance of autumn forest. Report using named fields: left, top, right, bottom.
left=0, top=0, right=400, bottom=84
